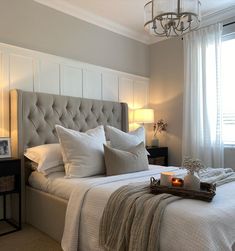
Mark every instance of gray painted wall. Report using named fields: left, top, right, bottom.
left=149, top=38, right=184, bottom=166
left=0, top=0, right=150, bottom=77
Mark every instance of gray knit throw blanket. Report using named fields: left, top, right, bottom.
left=99, top=168, right=235, bottom=251
left=99, top=183, right=181, bottom=251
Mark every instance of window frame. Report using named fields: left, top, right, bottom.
left=222, top=24, right=235, bottom=147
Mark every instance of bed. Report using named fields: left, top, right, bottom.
left=10, top=89, right=235, bottom=251
left=10, top=89, right=128, bottom=242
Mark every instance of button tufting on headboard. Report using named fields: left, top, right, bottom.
left=10, top=90, right=129, bottom=155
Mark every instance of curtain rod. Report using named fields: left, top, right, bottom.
left=223, top=21, right=235, bottom=27
left=180, top=21, right=235, bottom=40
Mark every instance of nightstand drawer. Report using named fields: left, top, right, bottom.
left=147, top=147, right=168, bottom=157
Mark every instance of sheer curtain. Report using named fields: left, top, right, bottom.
left=182, top=23, right=224, bottom=168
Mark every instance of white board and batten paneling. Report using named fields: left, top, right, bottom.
left=119, top=77, right=134, bottom=108
left=119, top=77, right=149, bottom=129
left=102, top=72, right=119, bottom=102
left=0, top=42, right=149, bottom=136
left=36, top=60, right=60, bottom=94
left=133, top=80, right=149, bottom=109
left=83, top=69, right=102, bottom=100
left=61, top=65, right=83, bottom=97
left=9, top=54, right=34, bottom=92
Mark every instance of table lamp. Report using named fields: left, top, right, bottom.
left=134, top=109, right=154, bottom=124
left=134, top=108, right=154, bottom=146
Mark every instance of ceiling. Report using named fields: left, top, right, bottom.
left=35, top=0, right=235, bottom=44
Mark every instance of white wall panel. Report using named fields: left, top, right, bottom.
left=102, top=72, right=119, bottom=102
left=83, top=69, right=102, bottom=99
left=133, top=80, right=149, bottom=109
left=61, top=65, right=83, bottom=97
left=119, top=77, right=134, bottom=128
left=9, top=54, right=34, bottom=91
left=119, top=77, right=134, bottom=108
left=36, top=61, right=60, bottom=94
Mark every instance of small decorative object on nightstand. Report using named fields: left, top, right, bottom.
left=0, top=158, right=21, bottom=236
left=0, top=138, right=11, bottom=158
left=152, top=119, right=167, bottom=147
left=146, top=146, right=168, bottom=166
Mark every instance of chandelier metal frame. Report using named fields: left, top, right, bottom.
left=144, top=0, right=201, bottom=37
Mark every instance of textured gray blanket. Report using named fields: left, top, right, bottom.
left=200, top=168, right=235, bottom=186
left=99, top=183, right=181, bottom=251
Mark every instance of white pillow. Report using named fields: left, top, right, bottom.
left=106, top=126, right=147, bottom=151
left=55, top=125, right=106, bottom=178
left=24, top=144, right=64, bottom=173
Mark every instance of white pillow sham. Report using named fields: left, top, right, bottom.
left=55, top=125, right=106, bottom=178
left=24, top=144, right=64, bottom=174
left=106, top=126, right=148, bottom=153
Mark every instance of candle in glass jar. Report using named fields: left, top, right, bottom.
left=160, top=172, right=175, bottom=186
left=172, top=177, right=184, bottom=187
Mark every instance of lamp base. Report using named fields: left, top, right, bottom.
left=151, top=138, right=159, bottom=147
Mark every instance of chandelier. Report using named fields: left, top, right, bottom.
left=144, top=0, right=201, bottom=37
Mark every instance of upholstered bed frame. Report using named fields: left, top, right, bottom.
left=10, top=89, right=129, bottom=242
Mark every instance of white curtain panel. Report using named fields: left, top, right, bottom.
left=182, top=23, right=224, bottom=168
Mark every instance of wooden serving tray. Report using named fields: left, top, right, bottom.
left=150, top=177, right=216, bottom=202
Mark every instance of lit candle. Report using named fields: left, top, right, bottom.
left=160, top=172, right=175, bottom=186
left=172, top=177, right=184, bottom=187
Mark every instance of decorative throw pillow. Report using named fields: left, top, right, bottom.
left=24, top=144, right=64, bottom=174
left=106, top=126, right=148, bottom=154
left=55, top=125, right=106, bottom=178
left=104, top=142, right=149, bottom=176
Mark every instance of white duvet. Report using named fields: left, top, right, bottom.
left=61, top=165, right=235, bottom=251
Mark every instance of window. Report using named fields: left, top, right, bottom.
left=221, top=36, right=235, bottom=145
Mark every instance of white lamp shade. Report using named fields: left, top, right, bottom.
left=134, top=109, right=154, bottom=124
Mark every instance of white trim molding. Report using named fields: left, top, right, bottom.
left=202, top=6, right=235, bottom=28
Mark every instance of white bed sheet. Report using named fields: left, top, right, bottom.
left=28, top=165, right=166, bottom=200
left=28, top=170, right=104, bottom=200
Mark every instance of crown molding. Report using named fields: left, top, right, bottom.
left=34, top=0, right=235, bottom=45
left=201, top=5, right=235, bottom=27
left=34, top=0, right=152, bottom=44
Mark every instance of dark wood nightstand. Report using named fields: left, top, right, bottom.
left=0, top=158, right=21, bottom=236
left=146, top=146, right=168, bottom=166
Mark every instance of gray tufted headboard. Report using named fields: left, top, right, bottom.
left=10, top=89, right=129, bottom=159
